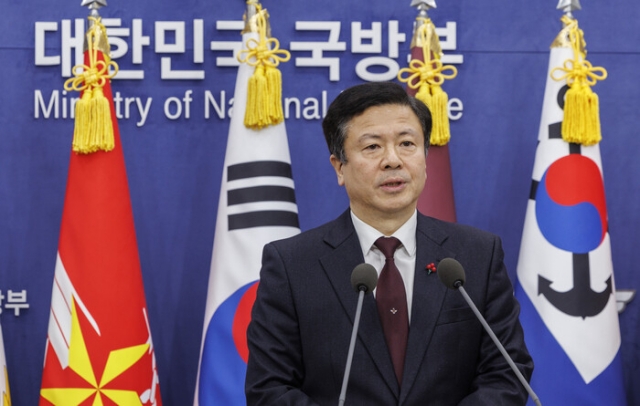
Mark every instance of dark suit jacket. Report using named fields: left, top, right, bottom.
left=246, top=210, right=533, bottom=405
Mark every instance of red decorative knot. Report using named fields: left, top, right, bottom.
left=425, top=263, right=437, bottom=275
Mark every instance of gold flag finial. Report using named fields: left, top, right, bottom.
left=557, top=0, right=581, bottom=19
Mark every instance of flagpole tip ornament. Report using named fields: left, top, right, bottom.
left=81, top=0, right=107, bottom=17
left=411, top=0, right=436, bottom=10
left=242, top=0, right=260, bottom=35
left=557, top=0, right=581, bottom=18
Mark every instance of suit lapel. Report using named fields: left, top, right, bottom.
left=399, top=215, right=456, bottom=403
left=319, top=210, right=400, bottom=397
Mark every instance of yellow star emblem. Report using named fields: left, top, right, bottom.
left=41, top=298, right=149, bottom=405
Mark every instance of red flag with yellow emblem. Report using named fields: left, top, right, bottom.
left=39, top=5, right=161, bottom=405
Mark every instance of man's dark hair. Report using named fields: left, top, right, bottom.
left=322, top=81, right=432, bottom=163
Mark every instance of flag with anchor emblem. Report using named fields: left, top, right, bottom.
left=193, top=3, right=300, bottom=404
left=514, top=13, right=626, bottom=406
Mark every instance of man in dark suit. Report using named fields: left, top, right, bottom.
left=245, top=82, right=533, bottom=405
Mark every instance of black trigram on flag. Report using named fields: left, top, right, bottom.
left=226, top=160, right=300, bottom=230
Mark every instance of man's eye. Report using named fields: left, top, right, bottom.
left=365, top=144, right=379, bottom=150
left=401, top=141, right=414, bottom=147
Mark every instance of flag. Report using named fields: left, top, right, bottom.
left=39, top=7, right=161, bottom=405
left=0, top=323, right=10, bottom=405
left=193, top=3, right=300, bottom=405
left=515, top=10, right=626, bottom=406
left=399, top=1, right=457, bottom=222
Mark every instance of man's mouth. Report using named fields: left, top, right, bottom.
left=380, top=178, right=406, bottom=189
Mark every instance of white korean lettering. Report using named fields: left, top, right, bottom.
left=131, top=19, right=150, bottom=64
left=355, top=57, right=399, bottom=82
left=5, top=290, right=29, bottom=316
left=35, top=22, right=61, bottom=66
left=290, top=21, right=346, bottom=82
left=387, top=20, right=405, bottom=59
left=351, top=22, right=382, bottom=54
left=436, top=22, right=463, bottom=64
left=103, top=18, right=149, bottom=80
left=61, top=19, right=84, bottom=77
left=210, top=20, right=244, bottom=67
left=351, top=21, right=404, bottom=82
left=155, top=21, right=204, bottom=80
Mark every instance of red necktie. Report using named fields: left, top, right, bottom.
left=374, top=236, right=409, bottom=385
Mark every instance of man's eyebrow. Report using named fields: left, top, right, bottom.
left=356, top=133, right=382, bottom=142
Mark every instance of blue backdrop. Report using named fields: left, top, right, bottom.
left=1, top=1, right=639, bottom=404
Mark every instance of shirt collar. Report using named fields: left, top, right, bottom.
left=351, top=210, right=418, bottom=257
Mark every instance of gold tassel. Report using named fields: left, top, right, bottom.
left=562, top=81, right=601, bottom=145
left=245, top=64, right=270, bottom=129
left=415, top=82, right=432, bottom=108
left=427, top=84, right=451, bottom=146
left=238, top=4, right=290, bottom=130
left=63, top=16, right=118, bottom=154
left=551, top=15, right=607, bottom=146
left=266, top=65, right=284, bottom=125
left=90, top=86, right=115, bottom=152
left=72, top=89, right=92, bottom=153
left=398, top=17, right=457, bottom=146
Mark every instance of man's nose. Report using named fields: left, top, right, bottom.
left=381, top=146, right=402, bottom=169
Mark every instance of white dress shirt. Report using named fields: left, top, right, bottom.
left=350, top=210, right=417, bottom=323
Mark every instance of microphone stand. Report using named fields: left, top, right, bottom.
left=456, top=282, right=542, bottom=406
left=338, top=287, right=366, bottom=406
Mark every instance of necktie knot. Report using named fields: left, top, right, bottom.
left=374, top=236, right=402, bottom=260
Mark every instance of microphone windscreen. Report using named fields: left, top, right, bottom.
left=437, top=258, right=466, bottom=289
left=351, top=263, right=378, bottom=293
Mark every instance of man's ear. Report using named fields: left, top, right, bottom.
left=329, top=154, right=345, bottom=186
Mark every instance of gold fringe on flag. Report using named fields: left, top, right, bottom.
left=238, top=2, right=290, bottom=130
left=398, top=17, right=457, bottom=146
left=551, top=15, right=607, bottom=146
left=64, top=16, right=118, bottom=154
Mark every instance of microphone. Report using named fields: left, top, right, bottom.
left=338, top=263, right=378, bottom=406
left=437, top=258, right=542, bottom=406
left=350, top=262, right=378, bottom=293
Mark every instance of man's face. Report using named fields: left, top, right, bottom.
left=330, top=104, right=427, bottom=226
